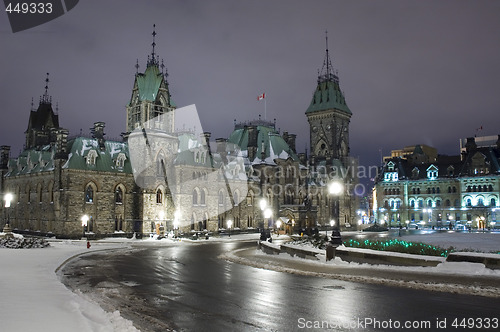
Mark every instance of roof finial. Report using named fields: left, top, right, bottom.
left=135, top=59, right=140, bottom=74
left=147, top=24, right=159, bottom=67
left=319, top=30, right=337, bottom=84
left=41, top=73, right=51, bottom=104
left=30, top=97, right=34, bottom=111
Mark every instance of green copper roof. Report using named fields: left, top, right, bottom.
left=63, top=137, right=132, bottom=173
left=306, top=80, right=351, bottom=115
left=228, top=125, right=299, bottom=163
left=136, top=65, right=163, bottom=102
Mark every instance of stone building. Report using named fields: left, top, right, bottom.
left=1, top=28, right=357, bottom=238
left=373, top=138, right=500, bottom=229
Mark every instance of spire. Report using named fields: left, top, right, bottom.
left=40, top=73, right=52, bottom=104
left=318, top=30, right=339, bottom=84
left=147, top=24, right=159, bottom=67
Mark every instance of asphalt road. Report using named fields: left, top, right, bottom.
left=61, top=240, right=500, bottom=332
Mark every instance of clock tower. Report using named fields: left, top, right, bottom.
left=306, top=33, right=351, bottom=167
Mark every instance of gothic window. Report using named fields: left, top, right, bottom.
left=218, top=190, right=224, bottom=206
left=427, top=188, right=431, bottom=194
left=417, top=188, right=421, bottom=194
left=427, top=199, right=432, bottom=207
left=396, top=200, right=401, bottom=209
left=453, top=186, right=457, bottom=193
left=85, top=185, right=94, bottom=203
left=48, top=182, right=54, bottom=203
left=156, top=189, right=163, bottom=204
left=489, top=185, right=493, bottom=192
left=115, top=187, right=123, bottom=204
left=233, top=191, right=239, bottom=206
left=410, top=200, right=415, bottom=208
left=445, top=199, right=450, bottom=207
left=418, top=199, right=424, bottom=208
left=432, top=188, right=436, bottom=194
left=192, top=189, right=198, bottom=205
left=491, top=198, right=497, bottom=207
left=466, top=198, right=472, bottom=207
left=200, top=189, right=206, bottom=205
left=436, top=200, right=441, bottom=207
left=436, top=187, right=440, bottom=194
left=477, top=197, right=484, bottom=206
left=448, top=187, right=451, bottom=193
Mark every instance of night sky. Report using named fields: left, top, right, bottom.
left=1, top=0, right=499, bottom=178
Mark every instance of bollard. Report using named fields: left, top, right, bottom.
left=326, top=244, right=336, bottom=261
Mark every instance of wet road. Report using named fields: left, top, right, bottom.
left=62, top=241, right=500, bottom=332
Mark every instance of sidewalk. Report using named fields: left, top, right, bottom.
left=223, top=242, right=500, bottom=298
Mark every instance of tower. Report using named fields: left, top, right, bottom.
left=306, top=32, right=352, bottom=166
left=126, top=24, right=176, bottom=134
left=25, top=73, right=60, bottom=149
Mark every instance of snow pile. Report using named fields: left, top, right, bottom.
left=0, top=240, right=140, bottom=332
left=0, top=234, right=50, bottom=249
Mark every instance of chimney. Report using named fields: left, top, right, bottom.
left=247, top=126, right=258, bottom=161
left=298, top=152, right=307, bottom=165
left=0, top=145, right=11, bottom=169
left=216, top=138, right=227, bottom=153
left=465, top=137, right=477, bottom=153
left=92, top=122, right=106, bottom=151
left=55, top=129, right=69, bottom=159
left=288, top=133, right=297, bottom=153
left=200, top=132, right=211, bottom=148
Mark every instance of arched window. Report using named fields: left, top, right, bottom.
left=466, top=198, right=472, bottom=207
left=436, top=200, right=441, bottom=207
left=427, top=199, right=432, bottom=207
left=489, top=185, right=493, bottom=192
left=448, top=187, right=451, bottom=193
left=445, top=199, right=450, bottom=207
left=218, top=190, right=224, bottom=206
left=477, top=197, right=484, bottom=206
left=192, top=189, right=198, bottom=205
left=233, top=191, right=239, bottom=206
left=453, top=186, right=457, bottom=193
left=410, top=200, right=415, bottom=208
left=115, top=187, right=123, bottom=204
left=156, top=189, right=163, bottom=204
left=436, top=187, right=440, bottom=194
left=417, top=188, right=421, bottom=194
left=85, top=185, right=94, bottom=203
left=491, top=198, right=497, bottom=207
left=200, top=189, right=206, bottom=205
left=418, top=199, right=424, bottom=208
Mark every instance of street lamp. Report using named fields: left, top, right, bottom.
left=276, top=219, right=281, bottom=236
left=174, top=210, right=181, bottom=238
left=3, top=193, right=13, bottom=237
left=328, top=180, right=343, bottom=231
left=81, top=214, right=89, bottom=239
left=227, top=219, right=232, bottom=237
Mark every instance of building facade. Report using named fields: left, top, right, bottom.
left=1, top=29, right=356, bottom=238
left=374, top=139, right=500, bottom=229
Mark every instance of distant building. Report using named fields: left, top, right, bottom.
left=373, top=138, right=500, bottom=229
left=383, top=144, right=437, bottom=163
left=1, top=28, right=357, bottom=238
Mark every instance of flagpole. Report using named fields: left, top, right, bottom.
left=264, top=97, right=267, bottom=120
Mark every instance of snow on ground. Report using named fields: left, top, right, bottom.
left=0, top=231, right=498, bottom=331
left=0, top=235, right=140, bottom=332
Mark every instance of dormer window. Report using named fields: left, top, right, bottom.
left=116, top=153, right=126, bottom=168
left=426, top=165, right=438, bottom=180
left=387, top=161, right=395, bottom=171
left=87, top=150, right=98, bottom=166
left=411, top=167, right=419, bottom=179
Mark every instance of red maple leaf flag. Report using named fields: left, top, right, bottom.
left=257, top=93, right=265, bottom=101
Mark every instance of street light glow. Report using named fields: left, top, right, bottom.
left=264, top=208, right=272, bottom=219
left=81, top=214, right=89, bottom=227
left=259, top=198, right=267, bottom=211
left=328, top=181, right=343, bottom=195
left=227, top=219, right=232, bottom=229
left=4, top=193, right=13, bottom=208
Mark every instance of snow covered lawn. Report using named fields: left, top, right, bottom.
left=0, top=236, right=140, bottom=332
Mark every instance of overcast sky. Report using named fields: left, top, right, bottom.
left=1, top=0, right=499, bottom=171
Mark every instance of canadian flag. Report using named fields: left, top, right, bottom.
left=257, top=93, right=265, bottom=101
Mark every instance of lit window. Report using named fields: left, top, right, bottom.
left=85, top=185, right=94, bottom=203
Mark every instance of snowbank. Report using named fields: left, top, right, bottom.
left=0, top=239, right=140, bottom=332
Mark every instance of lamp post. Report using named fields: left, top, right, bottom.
left=276, top=219, right=281, bottom=236
left=3, top=193, right=13, bottom=237
left=328, top=180, right=343, bottom=231
left=227, top=219, right=232, bottom=237
left=81, top=214, right=89, bottom=239
left=259, top=198, right=267, bottom=230
left=173, top=210, right=180, bottom=238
